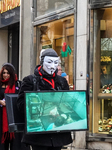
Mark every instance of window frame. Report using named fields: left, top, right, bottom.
left=33, top=0, right=75, bottom=26
left=90, top=7, right=112, bottom=135
left=89, top=0, right=112, bottom=9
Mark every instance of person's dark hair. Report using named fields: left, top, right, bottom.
left=54, top=116, right=65, bottom=127
left=0, top=65, right=16, bottom=88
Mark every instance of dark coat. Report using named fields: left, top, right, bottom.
left=0, top=80, right=30, bottom=150
left=17, top=65, right=72, bottom=147
left=0, top=81, right=21, bottom=150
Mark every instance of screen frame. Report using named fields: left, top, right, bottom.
left=5, top=93, right=25, bottom=132
left=24, top=90, right=88, bottom=134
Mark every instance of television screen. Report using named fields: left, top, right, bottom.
left=25, top=90, right=88, bottom=134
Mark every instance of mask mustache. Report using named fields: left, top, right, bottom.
left=50, top=68, right=55, bottom=74
left=51, top=68, right=55, bottom=70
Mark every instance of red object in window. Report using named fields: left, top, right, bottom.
left=62, top=42, right=67, bottom=52
left=73, top=84, right=75, bottom=90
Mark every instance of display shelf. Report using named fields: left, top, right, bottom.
left=98, top=132, right=109, bottom=134
left=98, top=93, right=112, bottom=99
left=98, top=94, right=112, bottom=135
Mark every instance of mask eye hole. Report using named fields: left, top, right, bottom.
left=48, top=61, right=52, bottom=63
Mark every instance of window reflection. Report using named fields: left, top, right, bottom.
left=37, top=16, right=74, bottom=90
left=100, top=8, right=112, bottom=92
left=36, top=0, right=74, bottom=17
left=91, top=8, right=112, bottom=135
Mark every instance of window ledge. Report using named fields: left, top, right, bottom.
left=87, top=133, right=112, bottom=142
left=98, top=93, right=112, bottom=99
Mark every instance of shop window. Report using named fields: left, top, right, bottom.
left=90, top=8, right=112, bottom=135
left=35, top=0, right=74, bottom=17
left=36, top=15, right=74, bottom=90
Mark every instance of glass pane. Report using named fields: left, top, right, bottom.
left=36, top=0, right=74, bottom=17
left=99, top=99, right=112, bottom=134
left=100, top=8, right=112, bottom=91
left=91, top=8, right=112, bottom=134
left=36, top=15, right=74, bottom=90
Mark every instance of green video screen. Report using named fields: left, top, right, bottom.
left=25, top=91, right=88, bottom=134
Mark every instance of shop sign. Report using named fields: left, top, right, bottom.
left=0, top=0, right=20, bottom=13
left=61, top=42, right=72, bottom=58
left=0, top=6, right=20, bottom=28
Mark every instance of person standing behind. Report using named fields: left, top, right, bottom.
left=17, top=48, right=72, bottom=150
left=57, top=65, right=62, bottom=76
left=57, top=66, right=69, bottom=84
left=61, top=72, right=69, bottom=84
left=0, top=63, right=30, bottom=150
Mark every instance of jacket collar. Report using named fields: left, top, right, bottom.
left=34, top=65, right=57, bottom=79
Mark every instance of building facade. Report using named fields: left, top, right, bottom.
left=2, top=0, right=112, bottom=149
left=20, top=0, right=88, bottom=149
left=87, top=0, right=112, bottom=150
left=0, top=0, right=20, bottom=76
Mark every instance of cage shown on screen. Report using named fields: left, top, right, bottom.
left=25, top=90, right=88, bottom=134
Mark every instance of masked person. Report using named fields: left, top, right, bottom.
left=17, top=48, right=72, bottom=150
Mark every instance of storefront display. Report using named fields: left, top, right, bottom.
left=97, top=97, right=112, bottom=134
left=36, top=15, right=74, bottom=89
left=90, top=8, right=112, bottom=134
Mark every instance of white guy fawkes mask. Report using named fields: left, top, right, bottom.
left=43, top=56, right=59, bottom=75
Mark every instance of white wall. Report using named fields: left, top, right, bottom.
left=76, top=0, right=88, bottom=91
left=19, top=0, right=34, bottom=79
left=74, top=0, right=88, bottom=149
left=0, top=30, right=8, bottom=67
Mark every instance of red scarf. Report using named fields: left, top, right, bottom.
left=38, top=66, right=55, bottom=88
left=1, top=75, right=17, bottom=143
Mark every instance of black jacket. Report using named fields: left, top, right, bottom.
left=17, top=65, right=72, bottom=147
left=0, top=80, right=21, bottom=150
